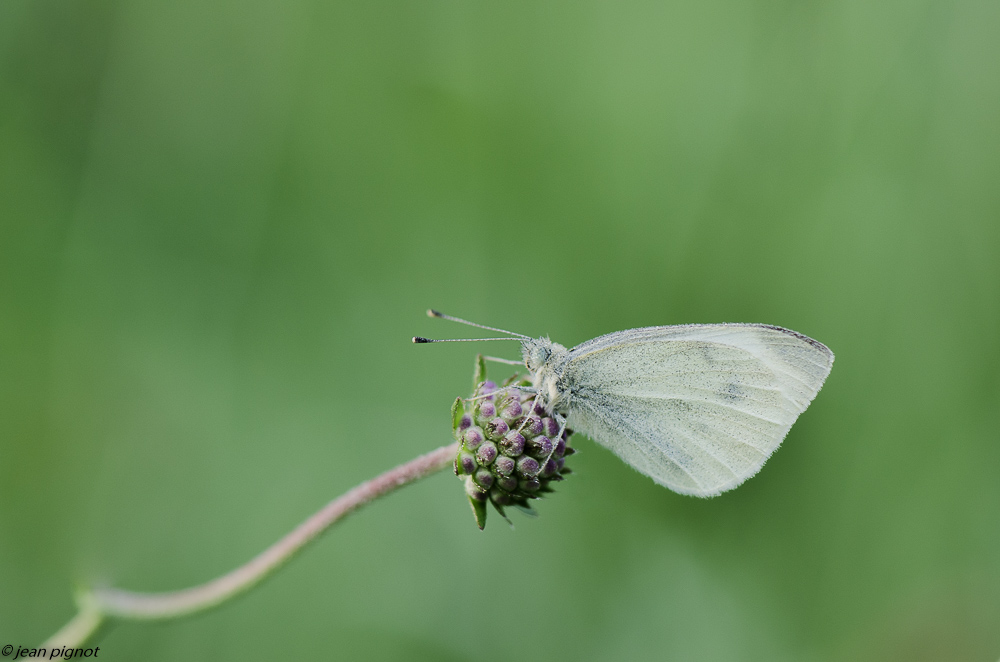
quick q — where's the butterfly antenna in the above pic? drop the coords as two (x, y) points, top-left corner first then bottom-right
(426, 309), (530, 339)
(412, 336), (522, 344)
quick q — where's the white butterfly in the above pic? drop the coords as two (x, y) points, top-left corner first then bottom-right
(415, 311), (834, 497)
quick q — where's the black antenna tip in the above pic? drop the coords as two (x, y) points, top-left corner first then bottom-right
(413, 336), (432, 343)
(427, 309), (443, 318)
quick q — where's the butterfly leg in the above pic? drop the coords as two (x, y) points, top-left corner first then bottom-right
(516, 392), (542, 434)
(554, 412), (568, 439)
(537, 412), (568, 473)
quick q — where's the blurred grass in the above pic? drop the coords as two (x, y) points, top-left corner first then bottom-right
(2, 0), (999, 660)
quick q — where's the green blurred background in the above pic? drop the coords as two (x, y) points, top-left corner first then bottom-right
(2, 1), (998, 660)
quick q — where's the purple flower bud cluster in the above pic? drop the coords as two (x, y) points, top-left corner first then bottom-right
(453, 374), (574, 529)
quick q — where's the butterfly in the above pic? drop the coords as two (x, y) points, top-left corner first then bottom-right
(415, 310), (833, 496)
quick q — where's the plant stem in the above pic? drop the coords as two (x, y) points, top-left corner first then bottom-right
(43, 442), (459, 648)
(41, 593), (104, 650)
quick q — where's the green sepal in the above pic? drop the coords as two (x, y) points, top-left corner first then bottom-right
(469, 496), (488, 530)
(472, 354), (486, 393)
(501, 372), (527, 387)
(512, 502), (538, 518)
(473, 354), (487, 391)
(451, 397), (464, 433)
(493, 502), (514, 527)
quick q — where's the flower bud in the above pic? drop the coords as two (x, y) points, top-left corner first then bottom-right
(554, 437), (566, 458)
(494, 455), (515, 476)
(494, 390), (516, 408)
(519, 477), (541, 492)
(465, 476), (488, 501)
(453, 359), (575, 529)
(457, 452), (477, 475)
(496, 475), (518, 492)
(516, 456), (540, 478)
(463, 426), (485, 450)
(474, 468), (494, 490)
(477, 442), (498, 466)
(500, 431), (525, 457)
(490, 488), (512, 506)
(527, 435), (553, 459)
(477, 400), (497, 422)
(521, 415), (543, 437)
(486, 417), (509, 440)
(500, 400), (523, 422)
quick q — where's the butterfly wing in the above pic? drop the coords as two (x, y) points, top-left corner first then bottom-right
(561, 324), (834, 496)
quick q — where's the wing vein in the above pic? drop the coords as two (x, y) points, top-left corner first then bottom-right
(668, 424), (741, 478)
(597, 383), (786, 405)
(618, 393), (789, 426)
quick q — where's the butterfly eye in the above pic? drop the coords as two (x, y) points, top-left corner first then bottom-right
(527, 346), (549, 370)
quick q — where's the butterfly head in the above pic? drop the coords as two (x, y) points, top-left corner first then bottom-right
(521, 337), (569, 412)
(522, 337), (552, 372)
(522, 337), (569, 374)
